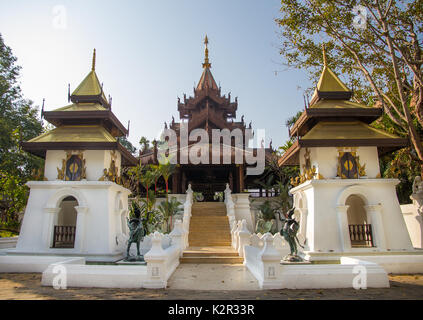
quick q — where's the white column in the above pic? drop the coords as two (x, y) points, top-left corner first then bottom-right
(336, 205), (352, 251)
(365, 204), (386, 250)
(42, 207), (60, 249)
(74, 206), (89, 253)
(298, 208), (308, 241)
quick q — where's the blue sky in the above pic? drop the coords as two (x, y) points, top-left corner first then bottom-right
(0, 0), (313, 149)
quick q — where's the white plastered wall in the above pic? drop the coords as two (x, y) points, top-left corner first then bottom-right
(299, 146), (380, 179)
(291, 179), (414, 258)
(14, 181), (131, 262)
(44, 149), (122, 181)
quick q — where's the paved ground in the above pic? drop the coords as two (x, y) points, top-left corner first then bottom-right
(167, 264), (260, 290)
(0, 273), (423, 300)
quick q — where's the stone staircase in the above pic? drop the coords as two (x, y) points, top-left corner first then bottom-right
(181, 202), (243, 264)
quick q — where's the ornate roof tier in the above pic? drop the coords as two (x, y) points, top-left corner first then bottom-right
(21, 125), (137, 165)
(41, 50), (128, 137)
(279, 47), (407, 167)
(69, 49), (109, 106)
(178, 36), (238, 123)
(23, 50), (137, 166)
(289, 49), (383, 138)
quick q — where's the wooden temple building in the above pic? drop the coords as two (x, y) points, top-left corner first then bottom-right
(141, 37), (274, 199)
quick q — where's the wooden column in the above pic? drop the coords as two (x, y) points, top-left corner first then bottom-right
(229, 170), (233, 191)
(172, 167), (180, 194)
(238, 164), (245, 192)
(181, 170), (187, 193)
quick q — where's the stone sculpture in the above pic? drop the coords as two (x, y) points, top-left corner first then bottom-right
(278, 207), (304, 262)
(125, 205), (147, 262)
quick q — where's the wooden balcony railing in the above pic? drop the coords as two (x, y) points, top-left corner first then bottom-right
(52, 225), (76, 248)
(348, 224), (374, 247)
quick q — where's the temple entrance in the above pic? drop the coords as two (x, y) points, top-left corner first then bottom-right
(52, 196), (78, 248)
(178, 165), (237, 201)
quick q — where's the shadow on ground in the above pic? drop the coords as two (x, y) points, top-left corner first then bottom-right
(0, 273), (422, 300)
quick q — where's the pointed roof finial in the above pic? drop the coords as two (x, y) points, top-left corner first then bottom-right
(92, 48), (96, 71)
(322, 44), (327, 66)
(203, 34), (211, 69)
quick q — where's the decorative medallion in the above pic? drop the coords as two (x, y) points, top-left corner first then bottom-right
(337, 149), (366, 179)
(57, 151), (87, 181)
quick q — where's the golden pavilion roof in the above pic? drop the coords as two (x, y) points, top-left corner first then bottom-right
(302, 121), (399, 141)
(315, 66), (350, 93)
(27, 125), (116, 143)
(71, 70), (107, 101)
(52, 102), (108, 112)
(310, 99), (372, 109)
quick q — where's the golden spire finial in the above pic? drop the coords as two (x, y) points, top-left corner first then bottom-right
(203, 34), (211, 69)
(322, 44), (327, 66)
(92, 48), (96, 71)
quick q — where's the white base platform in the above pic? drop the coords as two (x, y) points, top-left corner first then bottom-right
(42, 263), (148, 289)
(6, 248), (124, 263)
(0, 255), (85, 273)
(277, 258), (389, 289)
(302, 251), (423, 274)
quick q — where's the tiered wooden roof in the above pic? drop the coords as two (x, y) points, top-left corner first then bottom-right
(22, 50), (137, 166)
(141, 36), (274, 166)
(174, 36), (243, 135)
(279, 49), (407, 166)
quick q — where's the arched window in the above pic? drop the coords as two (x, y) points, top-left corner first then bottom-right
(346, 195), (374, 247)
(52, 196), (78, 248)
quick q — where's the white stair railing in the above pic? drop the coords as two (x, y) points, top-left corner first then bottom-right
(224, 183), (236, 229)
(182, 184), (193, 249)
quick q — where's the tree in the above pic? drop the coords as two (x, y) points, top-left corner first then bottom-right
(158, 161), (176, 197)
(157, 197), (183, 233)
(139, 136), (150, 153)
(140, 168), (155, 203)
(0, 33), (44, 230)
(118, 136), (137, 155)
(0, 33), (43, 180)
(276, 0), (423, 173)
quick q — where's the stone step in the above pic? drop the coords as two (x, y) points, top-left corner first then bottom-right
(180, 256), (243, 264)
(189, 232), (231, 236)
(189, 242), (233, 247)
(189, 237), (232, 241)
(189, 226), (229, 229)
(189, 234), (231, 238)
(183, 247), (239, 257)
(191, 212), (227, 216)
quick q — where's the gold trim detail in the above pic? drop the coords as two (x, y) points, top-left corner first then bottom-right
(99, 150), (121, 184)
